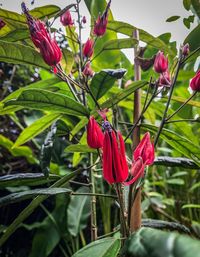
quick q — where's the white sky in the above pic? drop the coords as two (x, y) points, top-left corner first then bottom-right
(1, 0), (196, 61)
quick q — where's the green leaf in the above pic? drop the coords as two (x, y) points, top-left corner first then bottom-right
(184, 24), (200, 51)
(13, 113), (61, 147)
(0, 40), (49, 69)
(189, 182), (200, 192)
(0, 168), (83, 247)
(0, 134), (36, 164)
(99, 38), (138, 52)
(67, 187), (91, 237)
(166, 178), (185, 185)
(29, 5), (61, 19)
(62, 48), (74, 75)
(101, 80), (148, 109)
(123, 227), (200, 257)
(107, 21), (174, 55)
(191, 0), (200, 19)
(182, 204), (200, 209)
(0, 188), (72, 207)
(183, 0), (191, 10)
(166, 16), (181, 22)
(90, 69), (127, 100)
(65, 144), (96, 153)
(73, 238), (121, 257)
(4, 89), (89, 117)
(142, 124), (200, 166)
(0, 173), (59, 188)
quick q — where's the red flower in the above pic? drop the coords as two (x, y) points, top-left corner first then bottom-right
(83, 62), (94, 77)
(87, 116), (104, 149)
(182, 43), (189, 56)
(102, 121), (128, 184)
(0, 19), (6, 29)
(159, 70), (171, 87)
(22, 2), (62, 68)
(83, 38), (94, 58)
(93, 0), (111, 36)
(189, 70), (200, 92)
(60, 10), (74, 26)
(124, 132), (154, 185)
(154, 51), (168, 73)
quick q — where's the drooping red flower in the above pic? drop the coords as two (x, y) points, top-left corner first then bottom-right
(21, 2), (62, 69)
(182, 43), (190, 56)
(83, 62), (94, 77)
(60, 10), (74, 26)
(102, 121), (128, 184)
(93, 0), (111, 36)
(189, 70), (200, 92)
(124, 132), (154, 185)
(154, 51), (168, 74)
(0, 19), (6, 29)
(159, 70), (171, 87)
(83, 38), (94, 58)
(87, 116), (104, 149)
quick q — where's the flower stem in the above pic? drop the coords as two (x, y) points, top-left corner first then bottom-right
(154, 52), (183, 147)
(165, 91), (197, 122)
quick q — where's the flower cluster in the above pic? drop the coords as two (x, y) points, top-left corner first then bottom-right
(87, 115), (154, 185)
(21, 2), (62, 71)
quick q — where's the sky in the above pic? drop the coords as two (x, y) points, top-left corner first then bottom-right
(1, 0), (196, 61)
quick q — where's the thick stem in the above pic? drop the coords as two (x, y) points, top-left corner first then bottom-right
(154, 54), (182, 147)
(129, 29), (142, 233)
(90, 153), (98, 241)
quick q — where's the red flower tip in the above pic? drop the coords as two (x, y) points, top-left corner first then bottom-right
(22, 2), (62, 68)
(97, 108), (109, 120)
(93, 0), (111, 36)
(189, 70), (200, 92)
(83, 38), (94, 58)
(60, 10), (74, 26)
(83, 62), (94, 77)
(154, 51), (168, 74)
(87, 116), (104, 149)
(159, 70), (171, 87)
(102, 125), (128, 184)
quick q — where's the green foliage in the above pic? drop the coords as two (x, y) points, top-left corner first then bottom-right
(73, 238), (121, 257)
(123, 227), (200, 257)
(166, 16), (181, 22)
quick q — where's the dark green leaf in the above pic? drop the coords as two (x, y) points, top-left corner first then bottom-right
(107, 21), (175, 55)
(4, 89), (89, 116)
(67, 187), (91, 236)
(123, 227), (200, 257)
(0, 40), (49, 69)
(0, 188), (72, 207)
(166, 16), (181, 22)
(183, 0), (191, 10)
(73, 238), (121, 257)
(0, 173), (59, 188)
(184, 24), (200, 51)
(191, 0), (200, 19)
(90, 69), (126, 100)
(99, 38), (138, 52)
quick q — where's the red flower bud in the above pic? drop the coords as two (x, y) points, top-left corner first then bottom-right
(189, 70), (200, 92)
(124, 132), (154, 185)
(82, 16), (87, 24)
(0, 19), (6, 29)
(159, 70), (171, 87)
(182, 43), (189, 56)
(102, 122), (128, 184)
(83, 62), (94, 77)
(21, 2), (62, 69)
(83, 38), (94, 58)
(60, 10), (74, 26)
(93, 0), (111, 36)
(154, 51), (168, 73)
(87, 116), (104, 149)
